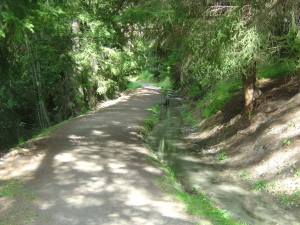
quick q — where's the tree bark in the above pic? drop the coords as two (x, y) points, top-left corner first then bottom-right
(26, 35), (51, 129)
(242, 64), (261, 117)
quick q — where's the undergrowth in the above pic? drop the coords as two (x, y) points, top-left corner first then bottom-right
(279, 189), (300, 206)
(157, 164), (245, 225)
(252, 179), (268, 190)
(136, 69), (153, 82)
(185, 61), (296, 120)
(135, 69), (172, 89)
(197, 81), (241, 118)
(258, 61), (296, 79)
(154, 77), (172, 89)
(0, 180), (22, 197)
(126, 82), (142, 89)
(0, 179), (45, 224)
(141, 104), (160, 136)
(216, 151), (227, 161)
(181, 104), (196, 126)
(31, 116), (74, 140)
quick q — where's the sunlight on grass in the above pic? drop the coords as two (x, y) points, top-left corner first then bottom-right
(127, 82), (142, 89)
(136, 70), (153, 82)
(156, 163), (244, 225)
(197, 81), (241, 118)
(154, 77), (172, 89)
(142, 104), (244, 225)
(258, 61), (296, 79)
(0, 179), (50, 224)
(32, 116), (74, 139)
(0, 180), (22, 197)
(142, 104), (160, 134)
(252, 179), (268, 190)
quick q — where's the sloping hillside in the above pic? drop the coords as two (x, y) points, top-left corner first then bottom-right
(183, 75), (300, 216)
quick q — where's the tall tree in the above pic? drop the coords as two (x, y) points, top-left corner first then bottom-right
(0, 0), (141, 149)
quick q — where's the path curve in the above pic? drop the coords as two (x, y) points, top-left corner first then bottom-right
(0, 85), (198, 225)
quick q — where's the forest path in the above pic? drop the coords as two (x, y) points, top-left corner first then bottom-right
(0, 85), (199, 225)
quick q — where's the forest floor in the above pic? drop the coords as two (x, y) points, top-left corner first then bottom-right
(182, 75), (300, 222)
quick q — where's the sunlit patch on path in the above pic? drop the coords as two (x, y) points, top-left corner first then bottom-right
(0, 85), (200, 225)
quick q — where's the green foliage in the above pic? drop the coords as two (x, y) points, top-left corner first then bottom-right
(277, 16), (300, 67)
(133, 0), (300, 127)
(188, 83), (204, 100)
(184, 11), (263, 92)
(280, 189), (300, 205)
(143, 104), (160, 132)
(0, 179), (47, 224)
(127, 82), (142, 89)
(283, 139), (291, 146)
(216, 151), (227, 161)
(155, 77), (172, 89)
(292, 163), (300, 177)
(158, 49), (181, 80)
(0, 0), (144, 150)
(156, 162), (243, 225)
(137, 70), (152, 81)
(0, 180), (22, 197)
(252, 179), (268, 190)
(198, 81), (241, 118)
(181, 111), (196, 126)
(247, 110), (252, 118)
(239, 171), (249, 179)
(1, 0), (300, 153)
(258, 61), (296, 79)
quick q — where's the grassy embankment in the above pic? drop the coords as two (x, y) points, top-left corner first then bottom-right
(141, 102), (245, 225)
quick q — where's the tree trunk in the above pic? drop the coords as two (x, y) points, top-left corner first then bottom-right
(26, 35), (51, 130)
(31, 56), (51, 129)
(242, 64), (261, 117)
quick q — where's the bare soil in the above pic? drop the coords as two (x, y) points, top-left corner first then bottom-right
(183, 74), (300, 221)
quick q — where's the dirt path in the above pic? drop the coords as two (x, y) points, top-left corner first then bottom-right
(0, 85), (199, 225)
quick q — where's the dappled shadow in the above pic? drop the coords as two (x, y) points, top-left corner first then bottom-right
(188, 76), (300, 173)
(146, 90), (300, 224)
(0, 85), (196, 225)
(196, 75), (298, 150)
(176, 76), (300, 222)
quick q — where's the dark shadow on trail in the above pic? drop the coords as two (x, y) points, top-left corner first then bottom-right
(0, 85), (196, 225)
